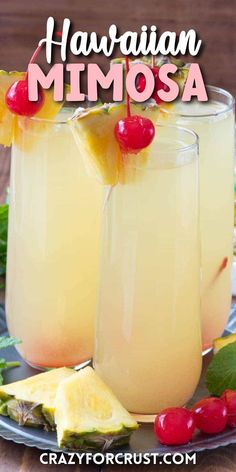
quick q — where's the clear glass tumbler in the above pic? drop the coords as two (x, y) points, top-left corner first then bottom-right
(6, 109), (103, 369)
(94, 125), (202, 418)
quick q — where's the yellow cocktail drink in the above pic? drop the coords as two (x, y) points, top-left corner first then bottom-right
(160, 87), (235, 349)
(95, 126), (202, 416)
(6, 109), (103, 368)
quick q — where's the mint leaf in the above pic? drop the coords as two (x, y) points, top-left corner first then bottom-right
(0, 337), (21, 385)
(0, 336), (21, 350)
(206, 341), (236, 395)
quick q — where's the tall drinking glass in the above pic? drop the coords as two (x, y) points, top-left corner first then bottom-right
(95, 125), (202, 418)
(159, 87), (235, 350)
(6, 109), (103, 369)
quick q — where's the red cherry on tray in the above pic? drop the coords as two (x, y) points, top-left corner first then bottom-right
(221, 390), (236, 428)
(192, 397), (227, 434)
(154, 407), (196, 445)
(114, 115), (155, 154)
(6, 79), (44, 117)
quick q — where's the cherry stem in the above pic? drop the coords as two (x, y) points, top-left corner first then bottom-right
(152, 55), (155, 68)
(125, 56), (131, 118)
(28, 44), (43, 68)
(27, 31), (62, 70)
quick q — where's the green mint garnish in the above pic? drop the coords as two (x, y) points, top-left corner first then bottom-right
(206, 341), (236, 396)
(0, 336), (21, 350)
(0, 337), (21, 385)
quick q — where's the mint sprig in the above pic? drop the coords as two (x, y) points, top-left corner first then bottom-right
(206, 341), (236, 396)
(0, 336), (21, 385)
(0, 336), (21, 349)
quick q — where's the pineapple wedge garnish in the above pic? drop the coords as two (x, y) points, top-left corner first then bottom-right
(0, 70), (68, 148)
(69, 101), (159, 185)
(55, 367), (138, 450)
(0, 367), (74, 429)
(0, 71), (25, 146)
(13, 85), (70, 153)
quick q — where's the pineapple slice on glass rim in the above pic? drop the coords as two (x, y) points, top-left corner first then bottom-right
(0, 70), (68, 149)
(0, 71), (25, 147)
(69, 100), (159, 185)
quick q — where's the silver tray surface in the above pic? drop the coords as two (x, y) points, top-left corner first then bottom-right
(0, 304), (236, 455)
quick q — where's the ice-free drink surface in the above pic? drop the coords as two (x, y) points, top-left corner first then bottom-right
(95, 126), (202, 416)
(160, 88), (235, 349)
(6, 109), (103, 368)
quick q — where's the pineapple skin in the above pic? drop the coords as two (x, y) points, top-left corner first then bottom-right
(0, 396), (53, 429)
(59, 428), (135, 451)
(0, 367), (74, 430)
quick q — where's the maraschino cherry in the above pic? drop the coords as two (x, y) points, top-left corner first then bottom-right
(137, 56), (169, 105)
(114, 56), (155, 154)
(115, 114), (155, 154)
(5, 42), (45, 117)
(221, 390), (236, 427)
(192, 397), (227, 434)
(154, 407), (196, 446)
(6, 33), (61, 117)
(6, 80), (44, 117)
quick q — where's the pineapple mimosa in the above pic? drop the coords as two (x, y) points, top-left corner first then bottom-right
(6, 109), (103, 368)
(160, 87), (235, 349)
(95, 125), (202, 416)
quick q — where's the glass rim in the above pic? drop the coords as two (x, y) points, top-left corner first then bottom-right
(125, 121), (199, 173)
(150, 123), (199, 154)
(27, 115), (199, 154)
(159, 85), (235, 118)
(27, 106), (77, 125)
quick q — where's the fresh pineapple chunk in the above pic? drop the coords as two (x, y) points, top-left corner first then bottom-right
(213, 333), (236, 354)
(35, 87), (69, 120)
(13, 86), (70, 153)
(0, 367), (74, 429)
(55, 366), (138, 450)
(0, 70), (68, 148)
(69, 101), (159, 185)
(0, 71), (25, 146)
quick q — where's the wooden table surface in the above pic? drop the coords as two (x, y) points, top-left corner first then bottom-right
(0, 0), (236, 469)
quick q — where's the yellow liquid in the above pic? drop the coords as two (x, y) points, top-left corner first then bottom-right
(6, 112), (102, 368)
(160, 100), (234, 349)
(95, 144), (202, 414)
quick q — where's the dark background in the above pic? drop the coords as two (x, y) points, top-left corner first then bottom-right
(0, 0), (236, 96)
